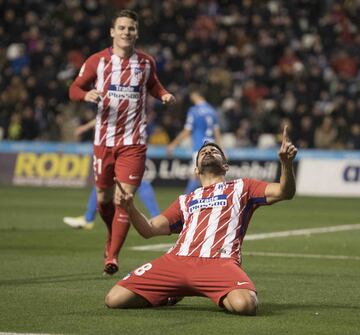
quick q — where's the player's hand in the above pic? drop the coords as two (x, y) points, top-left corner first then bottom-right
(84, 90), (103, 103)
(278, 125), (297, 163)
(161, 93), (176, 105)
(114, 179), (134, 210)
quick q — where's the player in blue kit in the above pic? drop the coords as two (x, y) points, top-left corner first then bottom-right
(167, 89), (222, 194)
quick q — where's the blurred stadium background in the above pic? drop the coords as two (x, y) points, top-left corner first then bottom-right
(0, 1), (359, 334)
(1, 0), (359, 148)
(1, 0), (359, 196)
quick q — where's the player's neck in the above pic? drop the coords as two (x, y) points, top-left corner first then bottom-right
(199, 174), (225, 188)
(112, 45), (134, 58)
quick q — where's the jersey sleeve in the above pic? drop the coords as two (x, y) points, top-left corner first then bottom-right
(161, 198), (184, 234)
(69, 55), (98, 101)
(146, 55), (169, 100)
(244, 178), (269, 206)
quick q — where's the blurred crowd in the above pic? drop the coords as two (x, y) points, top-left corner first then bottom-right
(0, 0), (359, 149)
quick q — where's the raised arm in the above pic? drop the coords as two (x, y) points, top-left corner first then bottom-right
(265, 125), (297, 204)
(114, 181), (171, 238)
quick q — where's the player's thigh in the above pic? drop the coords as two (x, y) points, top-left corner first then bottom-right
(114, 145), (146, 186)
(93, 145), (115, 189)
(105, 285), (149, 309)
(117, 254), (185, 306)
(189, 259), (256, 306)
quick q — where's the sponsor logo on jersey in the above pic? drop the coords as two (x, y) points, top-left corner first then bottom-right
(134, 67), (142, 75)
(189, 194), (227, 213)
(108, 84), (140, 92)
(108, 84), (140, 100)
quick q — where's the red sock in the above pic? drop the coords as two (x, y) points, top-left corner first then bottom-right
(98, 201), (115, 259)
(97, 201), (115, 232)
(107, 206), (130, 263)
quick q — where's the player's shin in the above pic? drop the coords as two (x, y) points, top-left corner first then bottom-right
(106, 207), (130, 268)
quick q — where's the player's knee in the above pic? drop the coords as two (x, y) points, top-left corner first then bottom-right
(225, 290), (258, 316)
(96, 188), (114, 204)
(105, 291), (126, 309)
(105, 292), (117, 308)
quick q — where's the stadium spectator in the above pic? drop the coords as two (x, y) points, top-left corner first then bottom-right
(314, 115), (338, 149)
(68, 9), (175, 275)
(0, 1), (359, 150)
(105, 126), (297, 314)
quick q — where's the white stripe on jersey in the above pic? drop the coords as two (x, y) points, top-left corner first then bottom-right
(219, 180), (244, 258)
(94, 112), (102, 145)
(94, 57), (106, 145)
(106, 55), (122, 146)
(177, 188), (204, 256)
(198, 186), (225, 257)
(123, 54), (139, 145)
(95, 57), (105, 91)
(187, 183), (235, 257)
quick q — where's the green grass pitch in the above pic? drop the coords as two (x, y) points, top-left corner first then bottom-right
(0, 185), (359, 335)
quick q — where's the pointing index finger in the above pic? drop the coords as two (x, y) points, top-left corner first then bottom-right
(282, 124), (289, 143)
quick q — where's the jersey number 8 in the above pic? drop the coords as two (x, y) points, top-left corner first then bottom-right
(134, 263), (152, 276)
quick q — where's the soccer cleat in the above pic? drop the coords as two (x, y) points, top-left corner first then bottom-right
(63, 216), (94, 229)
(103, 259), (118, 276)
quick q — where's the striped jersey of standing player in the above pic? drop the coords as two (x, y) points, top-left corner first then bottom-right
(106, 126), (297, 315)
(69, 9), (175, 276)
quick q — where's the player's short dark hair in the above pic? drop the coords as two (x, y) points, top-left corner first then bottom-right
(196, 142), (227, 167)
(112, 9), (139, 27)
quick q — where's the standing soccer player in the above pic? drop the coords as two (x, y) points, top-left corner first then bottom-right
(69, 10), (175, 275)
(106, 126), (297, 315)
(167, 89), (222, 194)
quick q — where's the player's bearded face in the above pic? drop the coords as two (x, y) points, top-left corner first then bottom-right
(198, 148), (227, 175)
(111, 17), (138, 49)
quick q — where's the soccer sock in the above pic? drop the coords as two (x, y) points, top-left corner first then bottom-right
(107, 206), (130, 263)
(97, 201), (115, 230)
(84, 187), (97, 222)
(137, 180), (160, 217)
(97, 201), (115, 260)
(185, 178), (199, 194)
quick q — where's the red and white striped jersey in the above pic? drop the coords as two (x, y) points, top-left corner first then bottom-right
(69, 47), (168, 147)
(163, 178), (269, 263)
